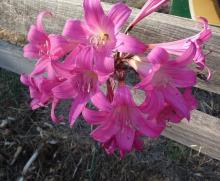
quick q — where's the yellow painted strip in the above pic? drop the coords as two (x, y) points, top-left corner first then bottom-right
(189, 0), (220, 26)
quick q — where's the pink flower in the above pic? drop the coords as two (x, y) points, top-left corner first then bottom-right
(52, 47), (107, 127)
(20, 74), (63, 123)
(24, 11), (77, 79)
(24, 11), (75, 60)
(149, 17), (212, 79)
(62, 0), (147, 73)
(137, 43), (197, 120)
(127, 0), (168, 31)
(157, 88), (197, 124)
(83, 84), (164, 157)
(102, 132), (144, 157)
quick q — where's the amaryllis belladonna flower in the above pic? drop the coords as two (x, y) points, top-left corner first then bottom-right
(21, 0), (212, 157)
(20, 74), (63, 123)
(52, 46), (108, 127)
(126, 0), (168, 32)
(24, 11), (77, 79)
(149, 17), (212, 79)
(62, 0), (147, 74)
(137, 43), (197, 120)
(83, 84), (165, 157)
(157, 88), (197, 124)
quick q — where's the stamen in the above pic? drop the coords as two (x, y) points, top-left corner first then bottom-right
(90, 32), (109, 47)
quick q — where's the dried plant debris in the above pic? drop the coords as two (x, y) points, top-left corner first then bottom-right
(0, 28), (26, 46)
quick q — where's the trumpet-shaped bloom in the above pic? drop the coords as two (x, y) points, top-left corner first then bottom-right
(24, 11), (77, 79)
(149, 17), (212, 79)
(52, 47), (105, 127)
(127, 0), (168, 30)
(62, 0), (147, 73)
(20, 74), (62, 123)
(24, 11), (75, 60)
(157, 88), (197, 124)
(137, 43), (197, 120)
(83, 85), (165, 156)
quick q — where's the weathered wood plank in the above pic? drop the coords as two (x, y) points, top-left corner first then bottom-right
(0, 39), (220, 161)
(0, 0), (219, 94)
(0, 40), (34, 74)
(162, 110), (220, 161)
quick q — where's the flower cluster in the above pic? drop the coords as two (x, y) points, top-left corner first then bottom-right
(21, 0), (212, 157)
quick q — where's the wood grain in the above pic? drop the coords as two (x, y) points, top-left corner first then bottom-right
(162, 110), (220, 161)
(0, 0), (219, 94)
(0, 40), (34, 74)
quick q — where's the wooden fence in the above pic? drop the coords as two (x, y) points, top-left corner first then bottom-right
(0, 0), (220, 160)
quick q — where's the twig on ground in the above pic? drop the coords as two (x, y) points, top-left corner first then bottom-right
(10, 146), (23, 165)
(72, 158), (83, 179)
(22, 143), (44, 176)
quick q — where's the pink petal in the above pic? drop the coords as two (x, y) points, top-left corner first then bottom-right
(113, 85), (133, 106)
(116, 33), (148, 54)
(52, 79), (77, 99)
(135, 66), (158, 91)
(166, 67), (197, 88)
(50, 60), (73, 78)
(20, 74), (29, 86)
(31, 58), (49, 76)
(162, 86), (190, 120)
(83, 0), (105, 28)
(36, 11), (52, 32)
(47, 62), (56, 80)
(115, 125), (135, 151)
(75, 46), (94, 70)
(127, 56), (152, 77)
(169, 42), (196, 66)
(128, 0), (168, 29)
(62, 20), (90, 43)
(23, 44), (40, 59)
(51, 99), (64, 124)
(183, 88), (197, 110)
(147, 47), (169, 64)
(91, 91), (112, 111)
(63, 45), (83, 66)
(48, 34), (77, 58)
(133, 133), (144, 151)
(140, 90), (165, 118)
(94, 56), (114, 76)
(108, 2), (131, 31)
(69, 96), (88, 127)
(131, 110), (164, 138)
(102, 138), (117, 155)
(190, 17), (212, 43)
(82, 108), (107, 125)
(27, 25), (48, 44)
(91, 120), (120, 143)
(30, 99), (41, 110)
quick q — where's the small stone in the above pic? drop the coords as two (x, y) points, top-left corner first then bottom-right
(0, 119), (9, 128)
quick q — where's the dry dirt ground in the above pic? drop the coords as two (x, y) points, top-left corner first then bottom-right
(0, 1), (220, 181)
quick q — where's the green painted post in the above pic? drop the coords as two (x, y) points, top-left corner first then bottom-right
(170, 0), (191, 18)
